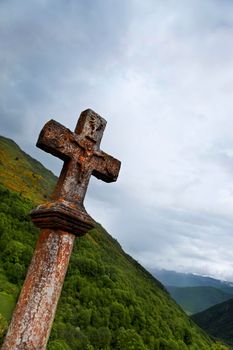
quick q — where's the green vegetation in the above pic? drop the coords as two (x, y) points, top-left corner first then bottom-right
(0, 136), (230, 349)
(192, 298), (233, 347)
(0, 184), (229, 349)
(0, 291), (16, 321)
(168, 286), (233, 315)
(0, 135), (57, 203)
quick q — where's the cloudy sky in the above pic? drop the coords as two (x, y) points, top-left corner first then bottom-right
(2, 0), (233, 280)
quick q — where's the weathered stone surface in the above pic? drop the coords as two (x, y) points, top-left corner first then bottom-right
(2, 229), (75, 350)
(30, 109), (121, 235)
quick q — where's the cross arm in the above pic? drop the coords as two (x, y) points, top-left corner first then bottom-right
(36, 120), (74, 161)
(92, 151), (121, 183)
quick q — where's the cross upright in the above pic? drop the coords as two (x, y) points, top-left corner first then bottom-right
(2, 109), (121, 350)
(38, 109), (120, 205)
(31, 109), (121, 235)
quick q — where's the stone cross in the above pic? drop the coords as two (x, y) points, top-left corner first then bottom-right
(2, 109), (121, 350)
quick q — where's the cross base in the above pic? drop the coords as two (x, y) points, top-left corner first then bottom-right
(30, 201), (95, 236)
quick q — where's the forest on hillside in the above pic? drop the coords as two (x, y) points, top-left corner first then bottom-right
(0, 183), (229, 349)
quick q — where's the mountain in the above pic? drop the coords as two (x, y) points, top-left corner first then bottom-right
(0, 136), (229, 350)
(151, 268), (233, 291)
(151, 269), (233, 316)
(192, 298), (233, 347)
(167, 286), (233, 315)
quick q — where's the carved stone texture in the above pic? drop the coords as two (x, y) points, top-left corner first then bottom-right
(30, 109), (121, 236)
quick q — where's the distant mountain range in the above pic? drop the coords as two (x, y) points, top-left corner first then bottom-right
(150, 269), (233, 314)
(151, 268), (233, 290)
(167, 286), (233, 315)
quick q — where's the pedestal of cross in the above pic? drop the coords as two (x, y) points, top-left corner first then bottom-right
(2, 109), (121, 350)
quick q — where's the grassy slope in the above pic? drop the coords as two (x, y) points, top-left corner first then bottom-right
(0, 136), (229, 349)
(0, 135), (57, 203)
(168, 286), (233, 314)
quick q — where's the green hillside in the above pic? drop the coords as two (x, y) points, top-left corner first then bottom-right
(0, 135), (57, 203)
(192, 298), (233, 347)
(0, 137), (229, 349)
(168, 286), (233, 315)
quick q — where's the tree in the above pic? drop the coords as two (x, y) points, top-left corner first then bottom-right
(116, 328), (147, 350)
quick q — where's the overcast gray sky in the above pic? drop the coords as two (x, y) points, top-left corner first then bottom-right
(2, 0), (233, 280)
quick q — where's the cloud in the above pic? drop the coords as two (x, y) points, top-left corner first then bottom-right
(2, 0), (233, 280)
